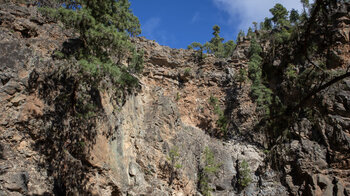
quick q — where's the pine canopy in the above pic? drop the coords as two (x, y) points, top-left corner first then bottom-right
(41, 0), (141, 58)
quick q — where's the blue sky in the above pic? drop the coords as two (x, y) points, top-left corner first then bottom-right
(130, 0), (303, 49)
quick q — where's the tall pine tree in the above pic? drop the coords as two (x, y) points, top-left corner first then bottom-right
(207, 25), (225, 57)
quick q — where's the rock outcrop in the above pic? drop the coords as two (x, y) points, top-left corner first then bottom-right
(0, 2), (349, 196)
(0, 3), (284, 195)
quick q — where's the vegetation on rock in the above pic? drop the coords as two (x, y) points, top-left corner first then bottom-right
(39, 0), (143, 89)
(188, 25), (236, 59)
(198, 147), (221, 196)
(238, 160), (252, 189)
(247, 38), (273, 116)
(209, 96), (228, 138)
(167, 146), (182, 185)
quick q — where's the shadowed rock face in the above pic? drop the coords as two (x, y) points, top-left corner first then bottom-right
(0, 2), (349, 196)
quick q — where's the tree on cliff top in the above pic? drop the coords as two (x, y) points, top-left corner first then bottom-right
(207, 25), (225, 56)
(269, 3), (289, 28)
(40, 0), (141, 60)
(189, 25), (235, 59)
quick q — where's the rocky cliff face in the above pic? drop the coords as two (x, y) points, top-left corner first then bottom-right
(0, 2), (349, 196)
(270, 3), (350, 195)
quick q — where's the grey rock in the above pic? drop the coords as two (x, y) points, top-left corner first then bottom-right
(3, 172), (28, 193)
(232, 50), (245, 60)
(317, 174), (333, 196)
(2, 81), (21, 95)
(129, 162), (139, 177)
(344, 79), (350, 90)
(273, 60), (281, 67)
(226, 67), (235, 79)
(334, 102), (347, 112)
(0, 190), (7, 196)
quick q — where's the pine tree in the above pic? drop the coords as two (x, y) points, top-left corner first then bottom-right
(289, 9), (300, 25)
(248, 38), (273, 115)
(262, 17), (272, 30)
(39, 0), (143, 88)
(41, 0), (141, 60)
(189, 26), (235, 59)
(252, 22), (258, 31)
(237, 30), (245, 42)
(301, 0), (310, 13)
(269, 3), (289, 28)
(188, 42), (207, 62)
(247, 27), (254, 37)
(223, 40), (236, 58)
(207, 25), (225, 57)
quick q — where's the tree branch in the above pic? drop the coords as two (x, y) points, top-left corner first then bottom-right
(305, 55), (326, 73)
(288, 71), (350, 114)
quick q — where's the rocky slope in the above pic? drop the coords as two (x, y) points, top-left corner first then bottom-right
(0, 2), (349, 196)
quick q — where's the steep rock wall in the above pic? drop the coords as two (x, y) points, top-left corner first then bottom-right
(0, 3), (284, 196)
(0, 2), (349, 196)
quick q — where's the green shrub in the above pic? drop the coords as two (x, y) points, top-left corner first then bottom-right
(198, 147), (221, 196)
(238, 160), (252, 188)
(168, 146), (182, 169)
(209, 95), (219, 106)
(208, 96), (228, 135)
(217, 114), (228, 134)
(78, 141), (86, 149)
(53, 50), (65, 59)
(188, 42), (207, 62)
(184, 67), (191, 76)
(237, 68), (247, 83)
(167, 146), (182, 185)
(285, 63), (297, 79)
(175, 92), (181, 101)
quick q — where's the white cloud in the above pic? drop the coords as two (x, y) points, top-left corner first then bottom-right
(143, 17), (161, 38)
(191, 12), (200, 23)
(212, 0), (303, 31)
(142, 17), (176, 46)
